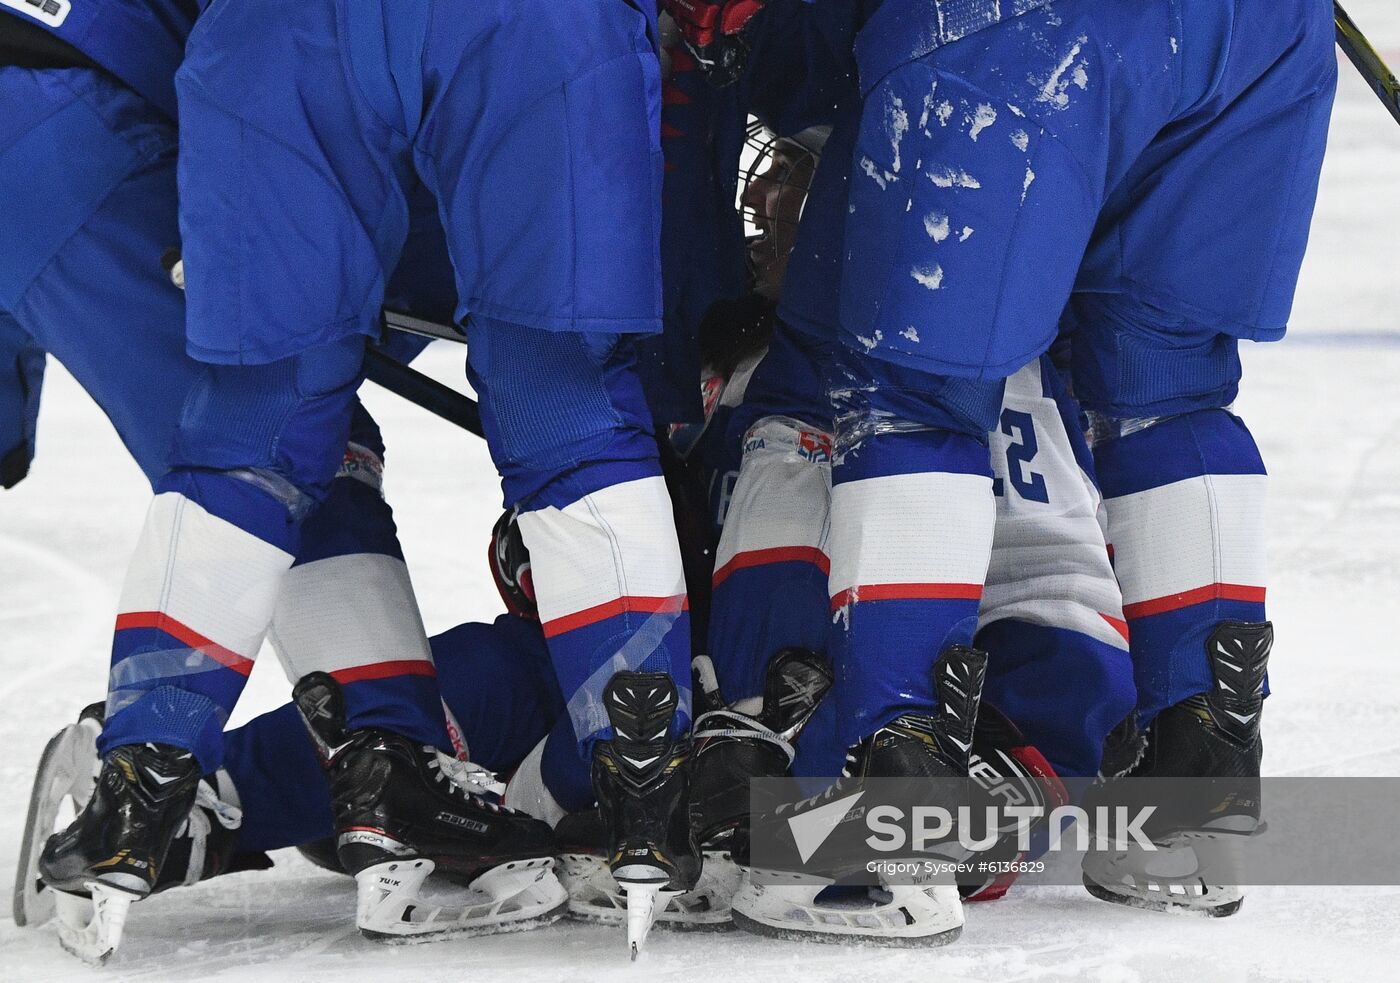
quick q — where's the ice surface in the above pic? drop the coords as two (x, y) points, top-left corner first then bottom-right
(4, 4), (1400, 978)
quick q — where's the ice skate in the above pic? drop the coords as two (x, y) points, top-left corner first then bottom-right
(731, 645), (988, 946)
(682, 648), (833, 923)
(555, 807), (736, 931)
(36, 729), (203, 964)
(20, 704), (269, 963)
(591, 671), (701, 958)
(1083, 621), (1271, 917)
(293, 673), (566, 941)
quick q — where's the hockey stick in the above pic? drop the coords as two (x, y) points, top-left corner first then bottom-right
(382, 307), (467, 344)
(159, 250), (484, 436)
(366, 306), (485, 437)
(1336, 2), (1400, 126)
(364, 345), (484, 438)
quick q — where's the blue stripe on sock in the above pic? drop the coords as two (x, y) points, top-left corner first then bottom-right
(1094, 409), (1265, 499)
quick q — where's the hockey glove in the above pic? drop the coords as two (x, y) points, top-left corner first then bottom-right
(662, 0), (769, 86)
(962, 703), (1068, 902)
(489, 507), (538, 621)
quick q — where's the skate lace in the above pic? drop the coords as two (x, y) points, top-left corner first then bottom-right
(426, 748), (511, 809)
(778, 762), (858, 816)
(177, 780), (243, 887)
(693, 709), (795, 765)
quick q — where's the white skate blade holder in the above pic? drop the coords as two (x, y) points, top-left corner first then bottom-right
(557, 850), (739, 932)
(732, 869), (965, 946)
(354, 856), (567, 941)
(612, 863), (680, 960)
(1082, 826), (1251, 917)
(13, 716), (101, 929)
(53, 882), (138, 966)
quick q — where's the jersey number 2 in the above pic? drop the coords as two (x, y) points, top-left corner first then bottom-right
(991, 409), (1048, 503)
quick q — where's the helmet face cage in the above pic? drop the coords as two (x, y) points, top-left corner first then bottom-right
(738, 119), (821, 239)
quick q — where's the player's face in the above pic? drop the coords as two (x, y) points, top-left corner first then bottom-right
(743, 145), (817, 297)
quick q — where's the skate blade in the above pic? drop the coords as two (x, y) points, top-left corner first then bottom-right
(356, 856), (567, 942)
(53, 882), (137, 965)
(731, 871), (964, 946)
(13, 718), (101, 928)
(1082, 874), (1244, 917)
(1081, 829), (1247, 917)
(557, 851), (737, 932)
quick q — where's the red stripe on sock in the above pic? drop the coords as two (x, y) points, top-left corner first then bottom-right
(829, 583), (983, 610)
(541, 594), (689, 638)
(329, 661), (438, 685)
(114, 611), (255, 676)
(712, 546), (830, 588)
(1100, 613), (1130, 643)
(1122, 584), (1266, 620)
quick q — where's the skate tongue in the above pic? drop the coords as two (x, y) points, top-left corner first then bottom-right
(760, 648), (833, 739)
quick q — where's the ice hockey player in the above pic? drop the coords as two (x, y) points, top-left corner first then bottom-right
(14, 613), (582, 952)
(48, 0), (691, 962)
(670, 0), (1336, 937)
(683, 134), (1124, 934)
(655, 0), (1130, 938)
(1, 1), (574, 961)
(0, 0), (688, 968)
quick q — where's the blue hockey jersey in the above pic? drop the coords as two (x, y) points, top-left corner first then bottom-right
(1, 0), (198, 118)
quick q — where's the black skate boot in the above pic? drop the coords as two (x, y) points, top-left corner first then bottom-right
(20, 704), (273, 963)
(553, 806), (617, 923)
(690, 648), (834, 849)
(558, 650), (833, 934)
(294, 836), (345, 874)
(153, 770), (273, 893)
(293, 672), (566, 941)
(684, 649), (834, 924)
(36, 733), (201, 964)
(731, 644), (988, 946)
(555, 804), (733, 931)
(1083, 621), (1271, 917)
(592, 670), (701, 958)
